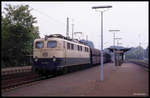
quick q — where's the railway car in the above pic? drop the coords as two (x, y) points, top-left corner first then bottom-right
(81, 39), (111, 65)
(90, 48), (111, 65)
(103, 52), (112, 63)
(90, 48), (100, 65)
(32, 34), (90, 75)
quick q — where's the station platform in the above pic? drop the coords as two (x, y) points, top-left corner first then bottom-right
(2, 66), (32, 75)
(2, 63), (149, 96)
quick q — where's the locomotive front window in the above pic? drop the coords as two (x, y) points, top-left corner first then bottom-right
(35, 41), (44, 48)
(47, 41), (57, 48)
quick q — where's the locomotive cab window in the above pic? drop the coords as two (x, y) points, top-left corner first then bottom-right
(47, 41), (57, 48)
(78, 45), (80, 51)
(35, 41), (44, 48)
(71, 44), (74, 50)
(67, 43), (70, 49)
(80, 46), (82, 51)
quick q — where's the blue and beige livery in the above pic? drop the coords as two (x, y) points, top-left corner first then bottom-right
(33, 34), (90, 75)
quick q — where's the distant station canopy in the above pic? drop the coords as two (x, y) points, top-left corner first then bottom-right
(108, 47), (131, 53)
(107, 47), (131, 66)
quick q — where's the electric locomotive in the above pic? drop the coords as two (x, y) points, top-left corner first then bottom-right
(32, 34), (90, 75)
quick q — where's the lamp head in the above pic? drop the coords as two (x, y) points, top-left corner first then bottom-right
(92, 6), (112, 9)
(92, 6), (112, 12)
(109, 30), (120, 32)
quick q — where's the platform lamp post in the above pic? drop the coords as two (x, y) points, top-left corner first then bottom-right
(92, 6), (112, 81)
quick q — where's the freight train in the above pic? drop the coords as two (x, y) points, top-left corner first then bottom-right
(32, 34), (111, 75)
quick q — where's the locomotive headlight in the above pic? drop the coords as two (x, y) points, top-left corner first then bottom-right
(53, 56), (56, 62)
(35, 56), (38, 62)
(35, 58), (38, 62)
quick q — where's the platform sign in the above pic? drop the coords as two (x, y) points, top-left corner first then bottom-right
(114, 50), (124, 53)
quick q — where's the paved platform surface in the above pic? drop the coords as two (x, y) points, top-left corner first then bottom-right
(2, 63), (149, 96)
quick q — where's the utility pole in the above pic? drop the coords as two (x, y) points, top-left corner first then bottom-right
(139, 42), (141, 59)
(115, 38), (122, 46)
(138, 33), (143, 60)
(86, 35), (88, 41)
(66, 17), (69, 38)
(114, 32), (115, 48)
(72, 23), (74, 39)
(109, 30), (120, 67)
(74, 32), (82, 40)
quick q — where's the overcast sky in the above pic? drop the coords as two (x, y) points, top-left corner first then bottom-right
(2, 1), (148, 49)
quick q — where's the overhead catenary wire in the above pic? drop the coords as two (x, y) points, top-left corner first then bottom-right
(13, 3), (66, 26)
(31, 7), (67, 37)
(32, 8), (66, 25)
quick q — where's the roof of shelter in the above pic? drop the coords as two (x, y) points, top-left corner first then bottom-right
(107, 47), (131, 53)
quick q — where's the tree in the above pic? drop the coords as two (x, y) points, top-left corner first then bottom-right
(2, 4), (40, 67)
(125, 46), (145, 60)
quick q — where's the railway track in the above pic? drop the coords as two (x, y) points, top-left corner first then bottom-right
(1, 66), (75, 91)
(1, 69), (73, 92)
(2, 72), (40, 90)
(1, 66), (87, 91)
(128, 60), (149, 70)
(1, 63), (109, 92)
(1, 66), (41, 91)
